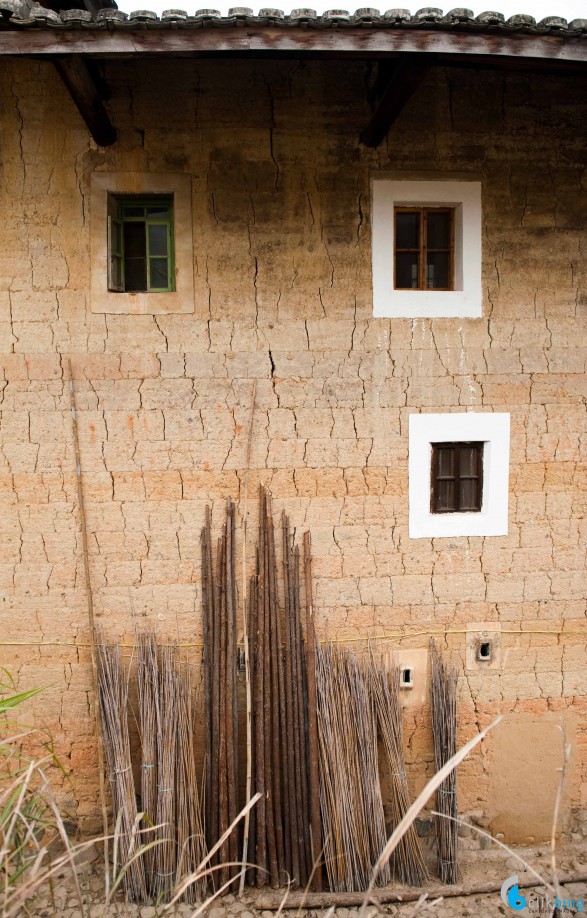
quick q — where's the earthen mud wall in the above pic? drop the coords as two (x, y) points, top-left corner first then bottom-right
(0, 58), (585, 840)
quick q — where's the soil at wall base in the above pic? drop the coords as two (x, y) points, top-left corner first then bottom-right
(30, 840), (587, 918)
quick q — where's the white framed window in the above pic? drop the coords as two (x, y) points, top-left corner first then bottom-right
(409, 413), (510, 539)
(371, 177), (482, 319)
(90, 172), (194, 314)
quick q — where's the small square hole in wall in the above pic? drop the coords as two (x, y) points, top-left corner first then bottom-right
(400, 665), (414, 689)
(477, 640), (492, 662)
(383, 649), (427, 707)
(409, 413), (510, 539)
(465, 624), (501, 671)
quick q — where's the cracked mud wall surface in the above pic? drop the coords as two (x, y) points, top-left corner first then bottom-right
(0, 58), (585, 839)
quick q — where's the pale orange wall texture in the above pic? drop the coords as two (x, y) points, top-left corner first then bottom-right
(0, 58), (585, 839)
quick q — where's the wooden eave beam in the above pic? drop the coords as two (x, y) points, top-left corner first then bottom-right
(361, 58), (428, 147)
(53, 54), (116, 146)
(0, 28), (586, 67)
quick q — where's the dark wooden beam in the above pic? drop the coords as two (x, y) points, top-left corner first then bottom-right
(53, 54), (116, 146)
(0, 28), (586, 68)
(361, 58), (428, 147)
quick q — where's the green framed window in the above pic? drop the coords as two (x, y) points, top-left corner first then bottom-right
(107, 195), (175, 293)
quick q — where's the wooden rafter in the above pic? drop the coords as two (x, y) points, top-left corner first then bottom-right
(53, 54), (116, 146)
(0, 29), (584, 68)
(360, 58), (428, 147)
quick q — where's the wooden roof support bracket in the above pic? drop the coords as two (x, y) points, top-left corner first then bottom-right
(360, 57), (429, 148)
(53, 54), (116, 147)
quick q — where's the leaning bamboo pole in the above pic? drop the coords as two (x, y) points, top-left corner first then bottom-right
(292, 544), (311, 884)
(282, 512), (300, 886)
(217, 525), (229, 887)
(201, 500), (241, 892)
(246, 570), (258, 887)
(303, 531), (322, 891)
(262, 493), (279, 888)
(274, 515), (291, 883)
(225, 500), (239, 879)
(65, 358), (110, 895)
(267, 507), (286, 884)
(255, 492), (267, 885)
(239, 379), (257, 895)
(201, 509), (214, 856)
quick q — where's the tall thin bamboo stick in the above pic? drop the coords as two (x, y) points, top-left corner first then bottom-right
(225, 500), (238, 870)
(201, 518), (212, 870)
(255, 490), (267, 885)
(263, 497), (279, 888)
(274, 514), (291, 883)
(267, 508), (286, 884)
(218, 528), (229, 887)
(293, 545), (311, 885)
(288, 536), (304, 884)
(282, 512), (300, 886)
(65, 359), (110, 894)
(303, 531), (322, 891)
(239, 379), (257, 896)
(247, 570), (258, 887)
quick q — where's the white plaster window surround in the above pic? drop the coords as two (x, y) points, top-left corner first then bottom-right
(371, 176), (482, 319)
(409, 412), (510, 538)
(90, 172), (194, 314)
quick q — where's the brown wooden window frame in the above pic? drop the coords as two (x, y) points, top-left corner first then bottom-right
(431, 441), (484, 514)
(394, 206), (455, 292)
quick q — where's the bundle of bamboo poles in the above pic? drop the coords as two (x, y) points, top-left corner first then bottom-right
(175, 661), (207, 903)
(368, 651), (428, 886)
(136, 631), (158, 893)
(430, 638), (459, 885)
(97, 633), (207, 904)
(96, 635), (147, 903)
(316, 644), (390, 893)
(201, 499), (239, 889)
(246, 489), (318, 889)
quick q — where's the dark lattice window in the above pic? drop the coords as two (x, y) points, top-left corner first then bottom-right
(431, 442), (483, 513)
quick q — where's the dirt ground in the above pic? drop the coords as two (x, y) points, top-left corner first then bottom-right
(30, 838), (587, 918)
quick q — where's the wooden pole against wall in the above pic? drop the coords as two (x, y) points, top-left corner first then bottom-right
(303, 531), (322, 892)
(240, 379), (257, 895)
(64, 357), (111, 894)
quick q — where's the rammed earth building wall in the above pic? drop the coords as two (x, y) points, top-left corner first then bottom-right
(0, 57), (585, 840)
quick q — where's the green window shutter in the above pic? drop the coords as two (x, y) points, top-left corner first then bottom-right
(145, 213), (175, 292)
(108, 215), (124, 292)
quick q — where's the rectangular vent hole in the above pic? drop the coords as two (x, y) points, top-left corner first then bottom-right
(477, 641), (492, 662)
(400, 666), (414, 689)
